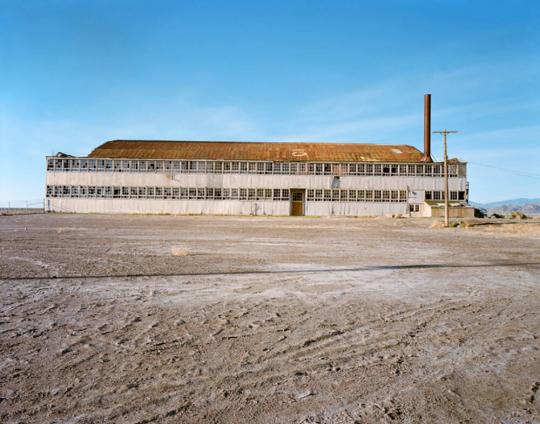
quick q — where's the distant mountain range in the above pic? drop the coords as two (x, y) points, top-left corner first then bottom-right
(470, 198), (540, 215)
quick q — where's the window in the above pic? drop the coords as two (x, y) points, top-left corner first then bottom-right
(450, 191), (458, 200)
(398, 164), (407, 175)
(48, 184), (391, 203)
(292, 191), (303, 201)
(399, 191), (407, 202)
(320, 163), (329, 175)
(289, 163), (297, 175)
(425, 191), (432, 200)
(365, 164), (373, 175)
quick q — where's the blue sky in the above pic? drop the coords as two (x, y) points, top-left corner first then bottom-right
(1, 0), (538, 203)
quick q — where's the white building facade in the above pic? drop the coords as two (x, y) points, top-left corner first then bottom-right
(45, 140), (471, 217)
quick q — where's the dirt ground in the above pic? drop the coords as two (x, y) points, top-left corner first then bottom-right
(1, 214), (539, 424)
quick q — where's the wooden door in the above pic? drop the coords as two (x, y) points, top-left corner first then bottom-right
(290, 189), (305, 216)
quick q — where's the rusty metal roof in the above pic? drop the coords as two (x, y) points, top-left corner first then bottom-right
(88, 140), (425, 162)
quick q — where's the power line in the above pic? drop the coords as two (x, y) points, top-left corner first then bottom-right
(468, 161), (540, 179)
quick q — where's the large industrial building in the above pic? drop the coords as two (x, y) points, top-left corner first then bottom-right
(45, 95), (473, 217)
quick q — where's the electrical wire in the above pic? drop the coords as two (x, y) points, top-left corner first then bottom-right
(468, 161), (540, 179)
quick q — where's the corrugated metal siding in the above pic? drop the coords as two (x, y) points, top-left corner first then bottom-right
(88, 140), (425, 163)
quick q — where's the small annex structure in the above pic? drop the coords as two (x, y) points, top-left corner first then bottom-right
(45, 95), (474, 217)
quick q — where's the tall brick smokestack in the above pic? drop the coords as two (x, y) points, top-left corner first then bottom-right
(423, 94), (432, 162)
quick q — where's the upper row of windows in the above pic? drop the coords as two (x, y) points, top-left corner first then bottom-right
(47, 158), (465, 177)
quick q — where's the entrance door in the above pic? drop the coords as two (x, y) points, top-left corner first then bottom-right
(290, 189), (305, 216)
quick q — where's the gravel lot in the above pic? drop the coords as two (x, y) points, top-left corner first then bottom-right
(1, 214), (539, 423)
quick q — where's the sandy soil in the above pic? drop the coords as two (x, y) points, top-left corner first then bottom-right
(1, 214), (539, 423)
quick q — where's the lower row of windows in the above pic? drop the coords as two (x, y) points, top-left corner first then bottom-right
(46, 185), (414, 202)
(425, 190), (466, 201)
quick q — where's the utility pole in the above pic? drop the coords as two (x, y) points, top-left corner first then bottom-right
(432, 129), (458, 227)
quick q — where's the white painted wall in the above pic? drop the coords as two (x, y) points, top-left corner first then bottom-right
(45, 171), (468, 216)
(305, 202), (407, 216)
(47, 198), (291, 215)
(46, 198), (409, 216)
(46, 171), (467, 191)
